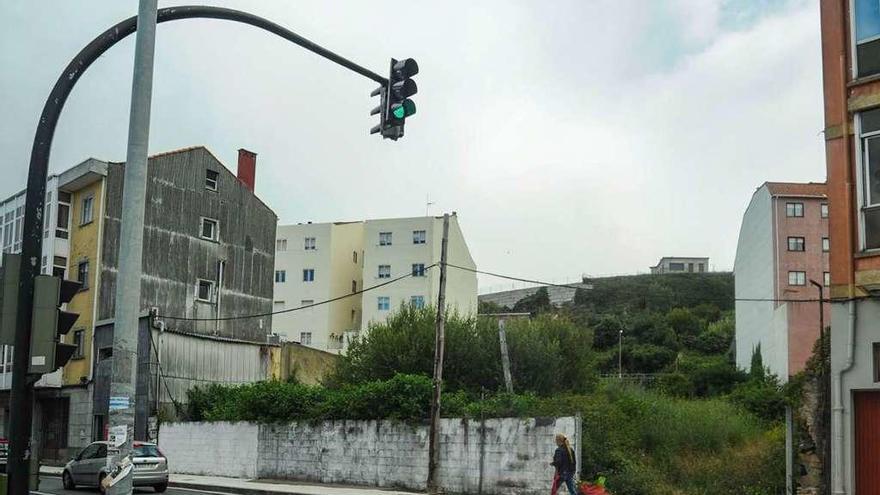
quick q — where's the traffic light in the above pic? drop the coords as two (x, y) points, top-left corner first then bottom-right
(28, 275), (81, 374)
(0, 253), (21, 347)
(370, 58), (418, 141)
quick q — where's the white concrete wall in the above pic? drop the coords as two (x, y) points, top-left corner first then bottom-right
(734, 186), (782, 374)
(160, 416), (578, 495)
(159, 421), (260, 478)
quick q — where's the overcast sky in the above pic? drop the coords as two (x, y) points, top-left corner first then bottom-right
(0, 0), (825, 291)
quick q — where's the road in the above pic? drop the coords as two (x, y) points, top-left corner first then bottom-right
(33, 477), (217, 495)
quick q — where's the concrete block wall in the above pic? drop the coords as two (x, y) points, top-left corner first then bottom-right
(161, 416), (579, 495)
(159, 422), (259, 478)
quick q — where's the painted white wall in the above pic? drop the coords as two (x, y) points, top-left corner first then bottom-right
(734, 186), (783, 375)
(159, 421), (259, 478)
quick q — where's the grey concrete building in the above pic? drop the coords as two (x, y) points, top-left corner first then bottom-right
(650, 256), (710, 274)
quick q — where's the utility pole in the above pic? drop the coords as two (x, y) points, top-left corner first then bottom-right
(106, 1), (157, 494)
(498, 319), (513, 393)
(427, 213), (449, 494)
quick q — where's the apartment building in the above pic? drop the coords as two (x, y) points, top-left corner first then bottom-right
(1, 146), (277, 462)
(821, 2), (880, 492)
(272, 214), (478, 351)
(273, 222), (364, 350)
(734, 182), (830, 380)
(649, 256), (709, 274)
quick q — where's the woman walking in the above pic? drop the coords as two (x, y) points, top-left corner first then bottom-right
(551, 433), (577, 495)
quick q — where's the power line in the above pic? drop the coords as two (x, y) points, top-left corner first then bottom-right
(445, 263), (590, 290)
(157, 263), (437, 322)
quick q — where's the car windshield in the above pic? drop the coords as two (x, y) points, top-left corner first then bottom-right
(132, 444), (162, 458)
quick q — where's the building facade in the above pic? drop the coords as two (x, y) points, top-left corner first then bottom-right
(734, 182), (830, 380)
(649, 256), (709, 274)
(272, 214), (478, 351)
(821, 1), (880, 492)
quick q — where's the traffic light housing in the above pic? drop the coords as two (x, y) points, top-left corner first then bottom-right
(370, 57), (418, 140)
(28, 275), (81, 374)
(0, 253), (21, 347)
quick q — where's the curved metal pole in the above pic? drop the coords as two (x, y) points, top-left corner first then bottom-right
(8, 8), (387, 495)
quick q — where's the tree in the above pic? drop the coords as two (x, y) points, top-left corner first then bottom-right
(513, 287), (553, 314)
(750, 344), (766, 382)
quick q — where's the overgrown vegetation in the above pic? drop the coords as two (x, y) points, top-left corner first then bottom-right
(186, 272), (788, 494)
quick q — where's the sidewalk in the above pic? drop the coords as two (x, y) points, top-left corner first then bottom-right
(39, 467), (419, 495)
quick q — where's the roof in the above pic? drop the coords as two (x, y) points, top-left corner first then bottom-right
(764, 182), (827, 198)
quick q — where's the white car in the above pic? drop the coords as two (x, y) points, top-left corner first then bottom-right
(62, 441), (168, 493)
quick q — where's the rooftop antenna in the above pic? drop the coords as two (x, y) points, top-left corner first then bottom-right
(426, 194), (435, 216)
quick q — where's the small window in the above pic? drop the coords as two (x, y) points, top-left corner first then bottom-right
(379, 232), (392, 246)
(205, 169), (219, 191)
(788, 271), (806, 286)
(821, 203), (829, 218)
(668, 262), (685, 271)
(200, 218), (219, 241)
(788, 237), (806, 252)
(786, 202), (804, 217)
(56, 203), (70, 239)
(378, 265), (391, 279)
(275, 270), (286, 283)
(698, 263), (706, 273)
(72, 330), (85, 359)
(77, 261), (89, 290)
(411, 296), (425, 309)
(352, 280), (357, 293)
(856, 0), (880, 78)
(196, 279), (214, 301)
(824, 271), (831, 287)
(273, 301), (285, 311)
(300, 332), (312, 345)
(98, 347), (113, 361)
(412, 263), (426, 277)
(276, 239), (287, 251)
(353, 251), (358, 263)
(303, 269), (315, 282)
(823, 237), (830, 252)
(80, 196), (94, 225)
(378, 296), (390, 311)
(304, 237), (316, 250)
(413, 230), (426, 244)
(301, 299), (314, 308)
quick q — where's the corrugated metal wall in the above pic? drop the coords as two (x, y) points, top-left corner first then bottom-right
(154, 330), (271, 406)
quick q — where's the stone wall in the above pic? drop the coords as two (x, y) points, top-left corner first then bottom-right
(160, 416), (580, 495)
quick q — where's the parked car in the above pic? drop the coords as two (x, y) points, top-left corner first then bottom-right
(0, 438), (8, 471)
(62, 441), (168, 493)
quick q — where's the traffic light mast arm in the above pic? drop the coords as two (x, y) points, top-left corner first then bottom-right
(8, 7), (390, 495)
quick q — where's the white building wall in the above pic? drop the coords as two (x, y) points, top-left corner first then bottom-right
(734, 186), (784, 375)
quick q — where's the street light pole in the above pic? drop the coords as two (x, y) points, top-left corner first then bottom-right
(618, 329), (624, 379)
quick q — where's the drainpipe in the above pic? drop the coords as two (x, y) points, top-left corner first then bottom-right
(832, 300), (856, 495)
(216, 260), (225, 335)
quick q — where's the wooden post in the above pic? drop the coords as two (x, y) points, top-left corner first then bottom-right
(427, 213), (450, 493)
(498, 319), (513, 393)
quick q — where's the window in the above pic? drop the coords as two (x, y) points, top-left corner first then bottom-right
(378, 296), (390, 311)
(273, 301), (285, 311)
(13, 207), (22, 252)
(786, 202), (804, 217)
(77, 261), (89, 290)
(352, 280), (357, 293)
(788, 271), (806, 286)
(861, 108), (880, 248)
(56, 202), (70, 239)
(668, 262), (685, 271)
(824, 272), (831, 287)
(378, 265), (391, 279)
(304, 237), (316, 250)
(276, 239), (287, 251)
(856, 0), (880, 78)
(379, 232), (392, 246)
(98, 347), (113, 361)
(821, 203), (829, 218)
(196, 279), (214, 301)
(698, 263), (706, 273)
(72, 330), (84, 359)
(303, 269), (315, 282)
(300, 332), (312, 345)
(301, 299), (314, 308)
(412, 263), (426, 277)
(411, 296), (425, 309)
(413, 230), (426, 244)
(200, 218), (218, 241)
(788, 237), (806, 252)
(80, 195), (94, 225)
(53, 256), (67, 279)
(688, 263), (694, 273)
(823, 237), (830, 252)
(352, 251), (358, 263)
(205, 169), (219, 191)
(275, 270), (286, 283)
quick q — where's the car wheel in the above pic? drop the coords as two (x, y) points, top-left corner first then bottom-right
(154, 484), (168, 493)
(62, 471), (76, 490)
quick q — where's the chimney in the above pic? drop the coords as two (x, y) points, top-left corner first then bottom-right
(237, 148), (257, 192)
